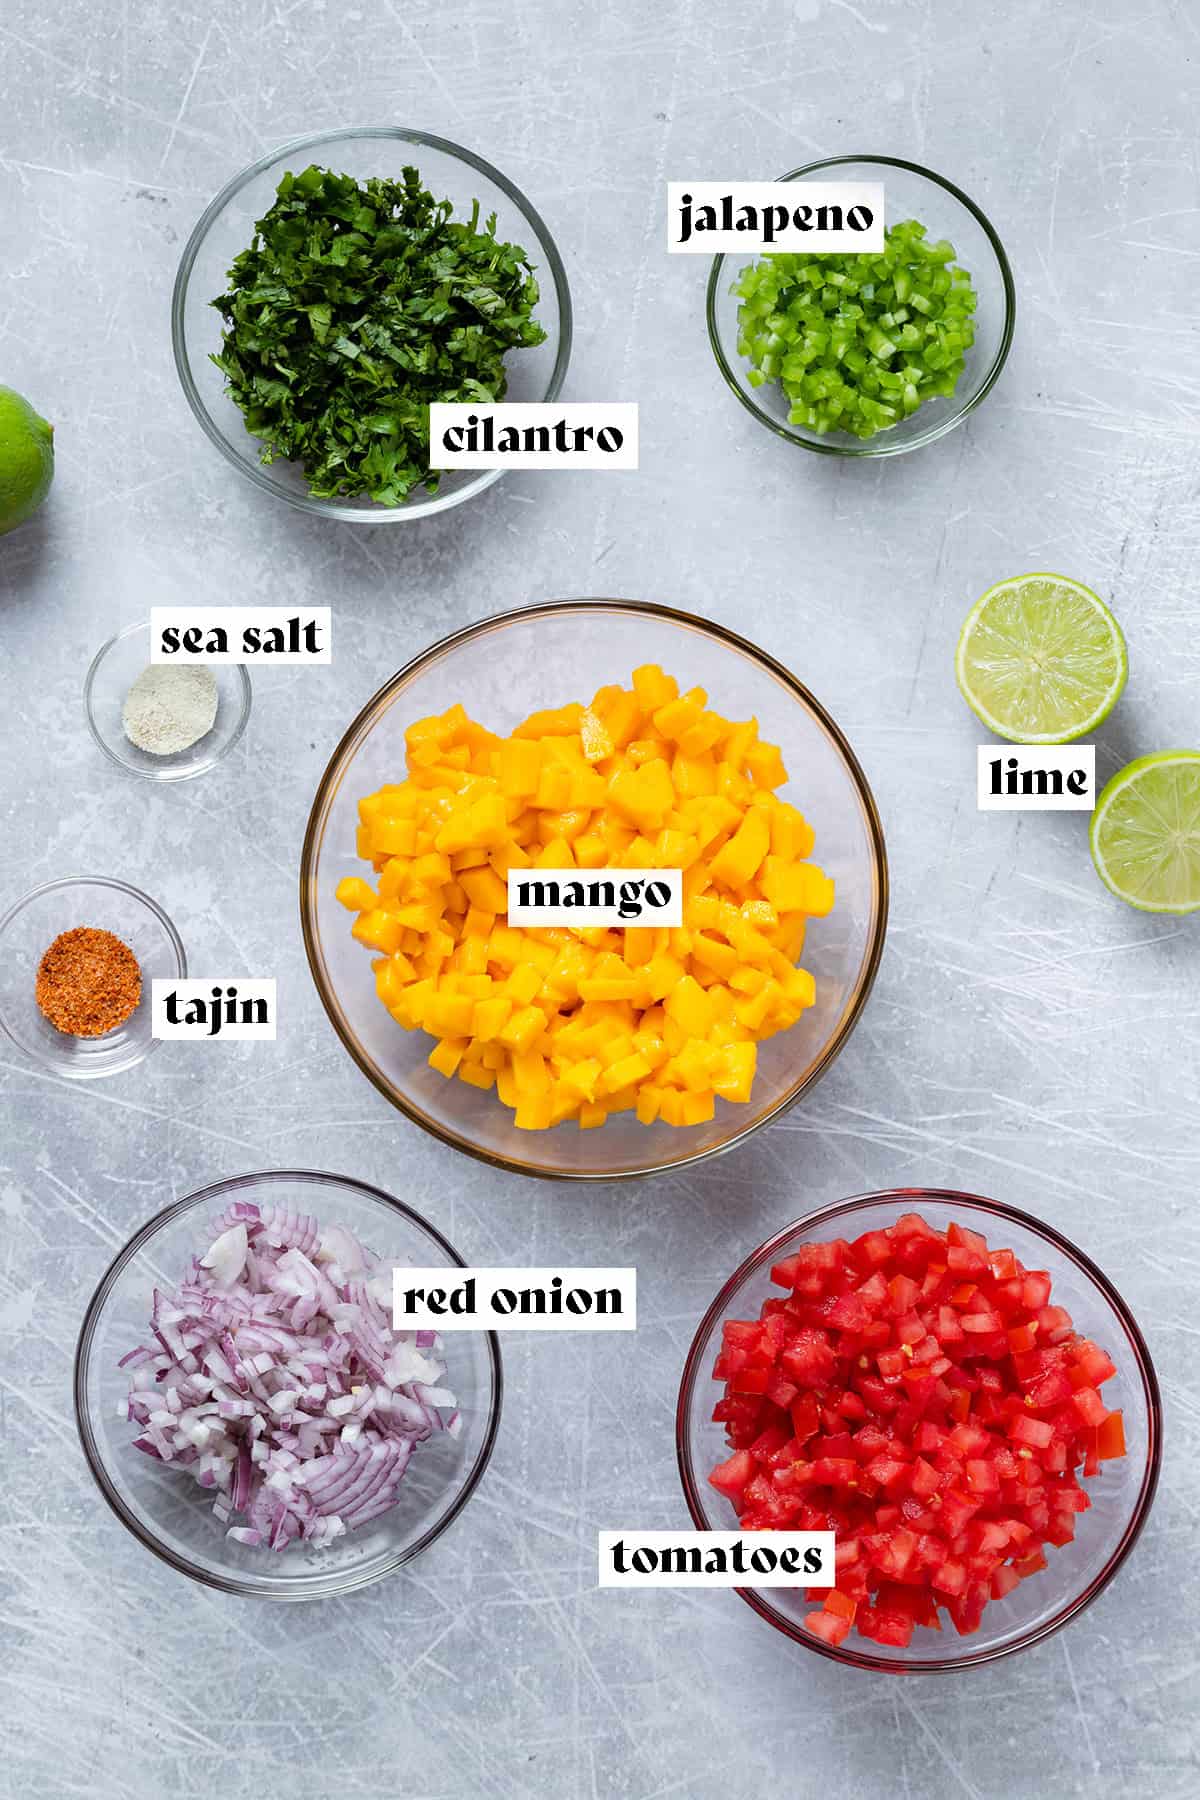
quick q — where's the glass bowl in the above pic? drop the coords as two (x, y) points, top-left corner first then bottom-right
(84, 620), (252, 781)
(677, 1188), (1161, 1672)
(0, 876), (186, 1079)
(74, 1170), (503, 1600)
(707, 156), (1016, 457)
(301, 599), (888, 1180)
(172, 126), (572, 522)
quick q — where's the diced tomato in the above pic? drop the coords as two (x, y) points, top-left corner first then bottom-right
(865, 1455), (910, 1492)
(947, 1579), (989, 1635)
(789, 1391), (821, 1443)
(1095, 1410), (1126, 1460)
(1009, 1414), (1053, 1450)
(1022, 1272), (1052, 1310)
(769, 1253), (806, 1290)
(827, 1292), (872, 1332)
(708, 1449), (753, 1499)
(1028, 1365), (1074, 1409)
(781, 1330), (837, 1387)
(804, 1608), (852, 1647)
(887, 1272), (919, 1313)
(965, 1458), (1000, 1495)
(1071, 1385), (1108, 1428)
(851, 1229), (893, 1269)
(990, 1563), (1021, 1599)
(1037, 1305), (1074, 1344)
(931, 1555), (967, 1595)
(1070, 1342), (1117, 1387)
(824, 1587), (858, 1621)
(706, 1211), (1126, 1656)
(908, 1456), (941, 1499)
(857, 1604), (914, 1647)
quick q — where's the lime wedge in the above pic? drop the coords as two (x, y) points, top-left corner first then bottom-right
(1090, 752), (1200, 914)
(955, 574), (1127, 743)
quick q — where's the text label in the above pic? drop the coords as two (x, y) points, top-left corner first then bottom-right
(977, 745), (1096, 812)
(152, 979), (277, 1041)
(150, 608), (331, 665)
(598, 1530), (836, 1588)
(507, 867), (683, 927)
(429, 403), (639, 469)
(667, 181), (884, 253)
(393, 1268), (637, 1332)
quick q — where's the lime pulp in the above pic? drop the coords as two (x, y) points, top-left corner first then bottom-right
(1090, 751), (1200, 915)
(955, 574), (1127, 744)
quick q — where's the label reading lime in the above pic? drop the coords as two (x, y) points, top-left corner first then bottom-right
(977, 746), (1096, 812)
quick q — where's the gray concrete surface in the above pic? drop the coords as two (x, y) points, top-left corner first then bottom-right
(1, 1), (1198, 1795)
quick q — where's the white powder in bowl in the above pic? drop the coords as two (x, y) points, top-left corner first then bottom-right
(122, 665), (219, 756)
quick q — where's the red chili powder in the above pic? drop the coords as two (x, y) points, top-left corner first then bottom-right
(36, 927), (142, 1037)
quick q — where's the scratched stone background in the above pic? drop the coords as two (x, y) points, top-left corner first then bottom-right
(1, 1), (1198, 1795)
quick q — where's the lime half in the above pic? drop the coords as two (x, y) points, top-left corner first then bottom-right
(956, 574), (1127, 743)
(1090, 752), (1200, 914)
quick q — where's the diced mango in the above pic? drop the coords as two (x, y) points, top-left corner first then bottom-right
(336, 876), (377, 912)
(343, 666), (831, 1132)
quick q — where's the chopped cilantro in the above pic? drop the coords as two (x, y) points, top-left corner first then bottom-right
(210, 164), (547, 505)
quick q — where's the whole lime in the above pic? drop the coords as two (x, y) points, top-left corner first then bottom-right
(0, 387), (54, 534)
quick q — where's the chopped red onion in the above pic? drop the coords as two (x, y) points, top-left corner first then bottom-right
(120, 1204), (456, 1552)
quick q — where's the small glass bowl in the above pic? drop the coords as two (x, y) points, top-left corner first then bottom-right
(172, 126), (572, 522)
(301, 599), (888, 1181)
(677, 1189), (1161, 1672)
(74, 1170), (503, 1600)
(707, 155), (1016, 457)
(0, 876), (186, 1079)
(85, 621), (252, 781)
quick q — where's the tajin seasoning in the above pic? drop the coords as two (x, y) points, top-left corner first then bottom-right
(36, 927), (141, 1036)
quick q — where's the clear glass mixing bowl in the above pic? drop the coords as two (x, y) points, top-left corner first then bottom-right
(301, 599), (888, 1179)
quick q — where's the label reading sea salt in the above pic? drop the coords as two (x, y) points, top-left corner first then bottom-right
(152, 979), (277, 1041)
(598, 1530), (835, 1588)
(393, 1269), (637, 1332)
(666, 181), (884, 253)
(150, 607), (331, 665)
(428, 403), (638, 469)
(506, 868), (683, 928)
(977, 746), (1096, 811)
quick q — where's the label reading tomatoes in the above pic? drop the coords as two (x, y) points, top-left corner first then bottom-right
(597, 1529), (834, 1588)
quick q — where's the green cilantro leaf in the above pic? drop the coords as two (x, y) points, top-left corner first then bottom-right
(210, 165), (547, 505)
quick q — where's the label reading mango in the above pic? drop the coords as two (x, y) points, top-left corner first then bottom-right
(507, 868), (683, 928)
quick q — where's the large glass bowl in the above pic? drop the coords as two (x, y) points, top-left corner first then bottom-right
(172, 127), (572, 521)
(301, 599), (888, 1180)
(708, 156), (1015, 457)
(74, 1170), (502, 1599)
(677, 1189), (1161, 1672)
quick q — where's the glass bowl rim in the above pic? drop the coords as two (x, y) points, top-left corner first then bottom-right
(299, 596), (890, 1181)
(675, 1185), (1162, 1672)
(0, 874), (187, 1075)
(83, 619), (253, 780)
(73, 1167), (505, 1600)
(706, 153), (1017, 459)
(170, 124), (574, 521)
